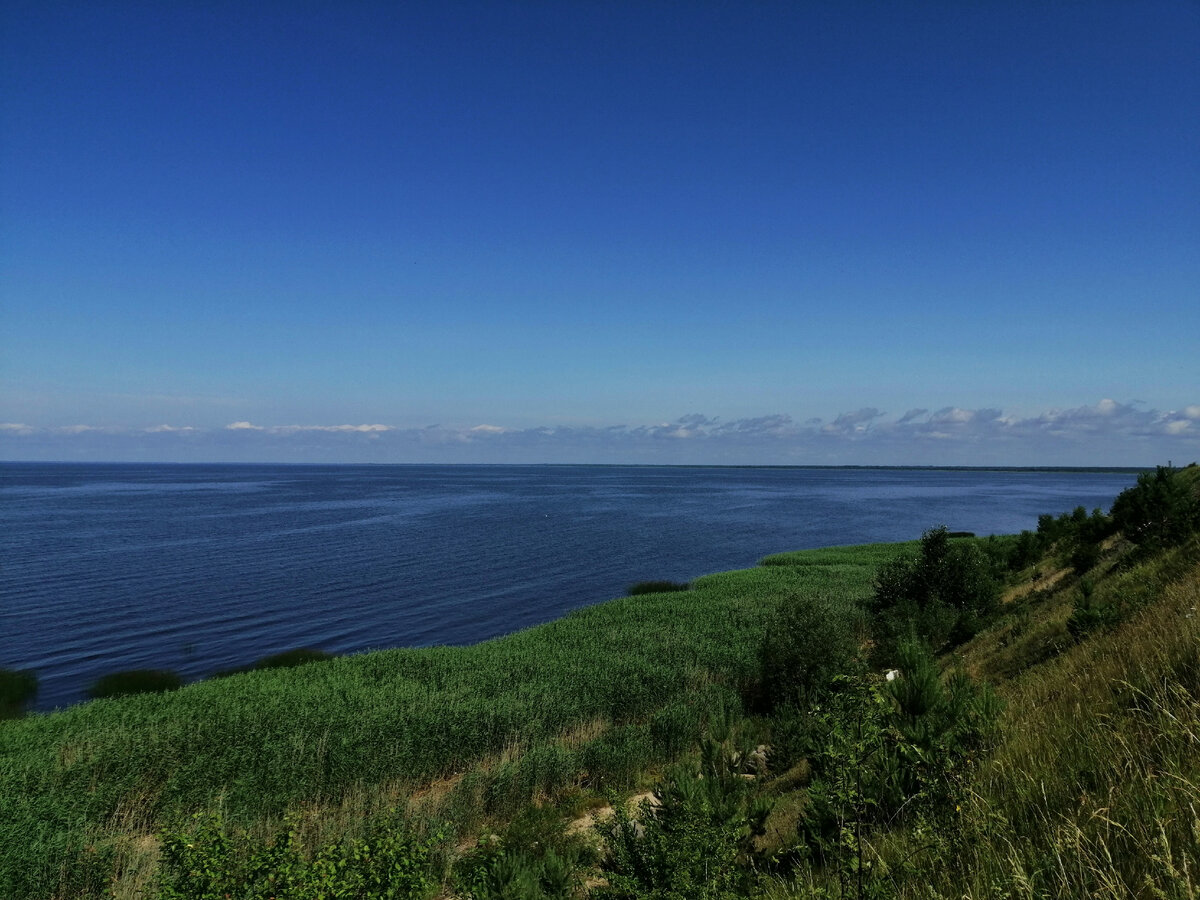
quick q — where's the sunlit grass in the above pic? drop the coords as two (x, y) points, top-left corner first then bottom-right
(0, 542), (899, 898)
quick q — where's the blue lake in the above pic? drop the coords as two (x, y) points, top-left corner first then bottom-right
(0, 463), (1140, 710)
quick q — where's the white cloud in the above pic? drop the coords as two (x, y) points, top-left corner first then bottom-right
(6, 399), (1199, 465)
(225, 422), (391, 434)
(929, 407), (975, 425)
(821, 408), (883, 435)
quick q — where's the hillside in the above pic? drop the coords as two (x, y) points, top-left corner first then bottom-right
(2, 465), (1198, 898)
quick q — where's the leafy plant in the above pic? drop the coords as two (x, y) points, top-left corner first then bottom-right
(0, 668), (37, 719)
(1111, 464), (1200, 551)
(157, 811), (446, 900)
(596, 740), (772, 900)
(868, 527), (999, 662)
(627, 580), (690, 596)
(758, 592), (859, 711)
(87, 668), (182, 699)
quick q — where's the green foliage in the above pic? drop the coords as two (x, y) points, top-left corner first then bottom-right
(1066, 579), (1120, 641)
(1006, 529), (1045, 571)
(758, 593), (860, 711)
(2, 544), (888, 898)
(157, 811), (445, 900)
(87, 668), (182, 700)
(455, 804), (591, 900)
(596, 738), (772, 900)
(0, 668), (37, 719)
(1069, 538), (1102, 575)
(796, 655), (1001, 897)
(456, 844), (576, 900)
(1111, 464), (1200, 551)
(253, 647), (335, 670)
(868, 527), (999, 662)
(628, 580), (690, 595)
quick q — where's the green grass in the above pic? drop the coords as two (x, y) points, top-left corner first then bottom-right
(0, 668), (37, 719)
(626, 580), (691, 595)
(86, 668), (183, 700)
(765, 537), (1200, 898)
(13, 464), (1199, 900)
(0, 542), (901, 899)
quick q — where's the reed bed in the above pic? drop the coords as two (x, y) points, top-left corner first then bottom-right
(0, 543), (897, 898)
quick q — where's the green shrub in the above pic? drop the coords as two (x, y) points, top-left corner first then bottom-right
(1007, 529), (1046, 570)
(1066, 580), (1123, 641)
(87, 669), (182, 700)
(758, 592), (859, 711)
(869, 527), (999, 662)
(158, 811), (446, 900)
(253, 647), (334, 670)
(1070, 539), (1102, 576)
(627, 580), (690, 596)
(456, 843), (576, 900)
(797, 654), (1001, 890)
(0, 668), (37, 719)
(1111, 464), (1200, 551)
(455, 804), (590, 900)
(596, 743), (770, 900)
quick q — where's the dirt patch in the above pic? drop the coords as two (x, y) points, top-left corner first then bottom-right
(566, 791), (658, 836)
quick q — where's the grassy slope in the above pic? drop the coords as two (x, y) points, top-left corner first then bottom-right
(765, 469), (1200, 898)
(10, 465), (1200, 900)
(926, 537), (1200, 898)
(0, 542), (907, 898)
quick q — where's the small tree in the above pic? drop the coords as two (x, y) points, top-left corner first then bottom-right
(0, 668), (37, 718)
(87, 668), (182, 700)
(1111, 465), (1200, 550)
(759, 592), (859, 711)
(869, 527), (999, 662)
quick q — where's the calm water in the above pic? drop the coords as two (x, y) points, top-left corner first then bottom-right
(1, 463), (1140, 710)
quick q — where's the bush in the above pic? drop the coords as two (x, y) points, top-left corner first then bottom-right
(627, 581), (690, 596)
(0, 668), (37, 719)
(86, 669), (182, 700)
(797, 652), (1001, 888)
(159, 811), (446, 900)
(456, 844), (576, 900)
(758, 593), (859, 711)
(253, 647), (334, 670)
(1007, 529), (1046, 570)
(1070, 539), (1102, 576)
(1111, 464), (1200, 551)
(869, 527), (999, 662)
(1066, 580), (1122, 642)
(455, 804), (590, 900)
(596, 743), (770, 900)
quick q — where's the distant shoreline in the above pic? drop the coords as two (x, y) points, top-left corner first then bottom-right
(0, 459), (1151, 474)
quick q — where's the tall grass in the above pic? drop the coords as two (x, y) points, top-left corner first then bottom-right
(823, 537), (1200, 899)
(0, 543), (898, 898)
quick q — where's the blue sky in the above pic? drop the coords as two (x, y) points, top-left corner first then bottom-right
(2, 1), (1197, 465)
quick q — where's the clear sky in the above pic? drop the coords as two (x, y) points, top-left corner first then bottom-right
(2, 1), (1197, 465)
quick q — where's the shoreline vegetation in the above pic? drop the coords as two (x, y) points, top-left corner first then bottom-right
(1, 465), (1198, 899)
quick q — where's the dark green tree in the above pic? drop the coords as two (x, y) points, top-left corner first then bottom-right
(1111, 465), (1200, 550)
(759, 592), (859, 710)
(0, 668), (37, 719)
(869, 527), (999, 662)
